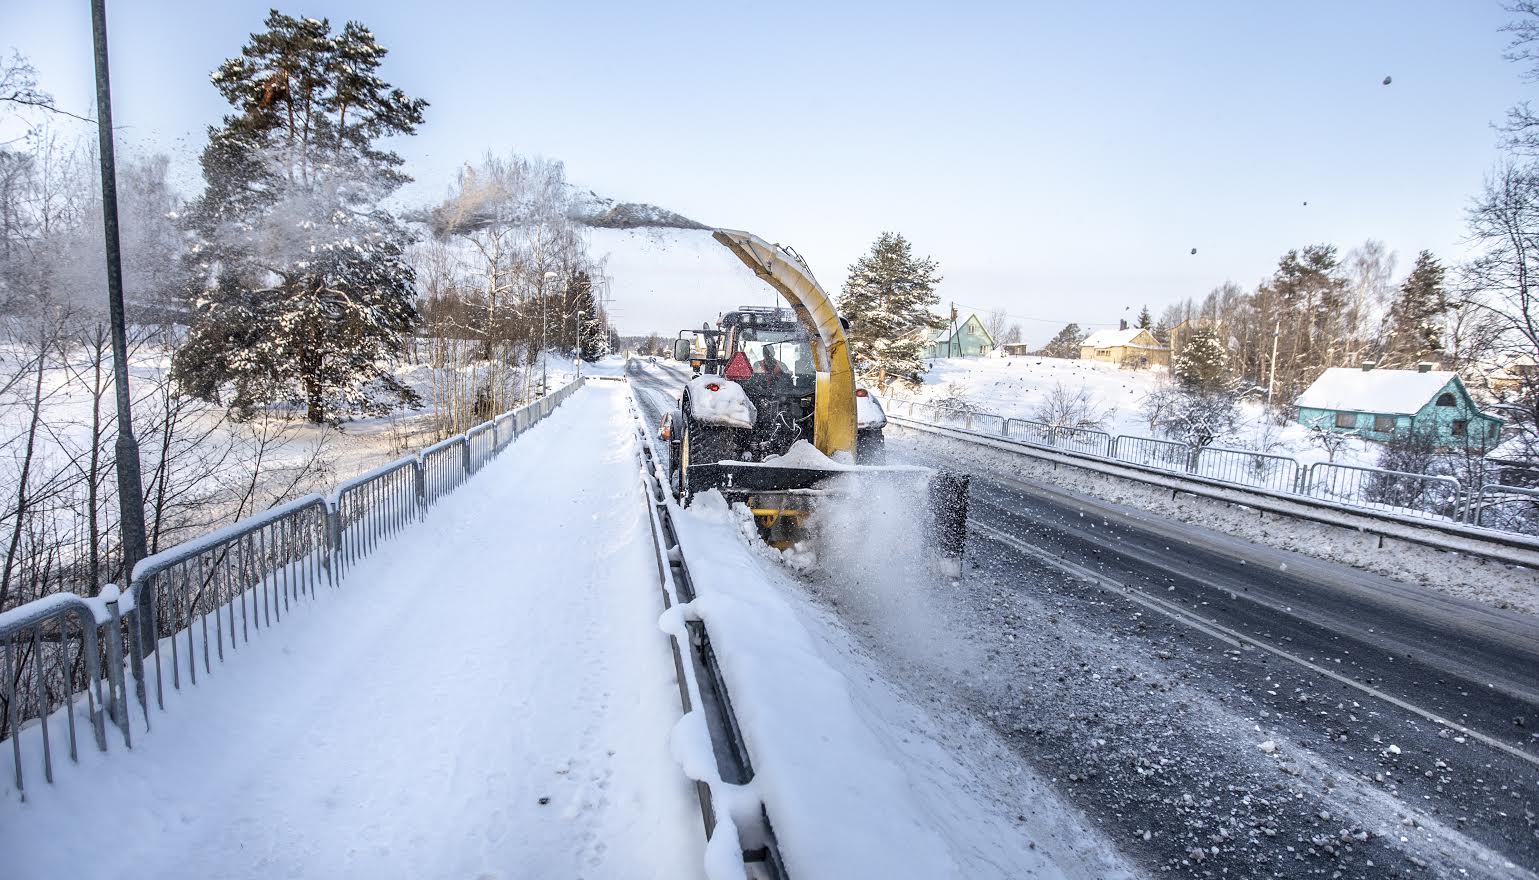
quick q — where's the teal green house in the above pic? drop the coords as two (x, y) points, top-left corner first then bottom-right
(1294, 365), (1502, 448)
(924, 313), (994, 359)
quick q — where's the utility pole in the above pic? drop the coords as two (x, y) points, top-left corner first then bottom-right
(91, 0), (149, 601)
(1265, 320), (1281, 409)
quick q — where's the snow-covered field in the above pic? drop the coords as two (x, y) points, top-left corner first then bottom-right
(897, 354), (1384, 469)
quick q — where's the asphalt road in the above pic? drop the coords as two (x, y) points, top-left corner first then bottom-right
(624, 359), (1539, 877)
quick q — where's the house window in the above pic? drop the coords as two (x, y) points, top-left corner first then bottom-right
(1335, 412), (1356, 429)
(1436, 392), (1456, 407)
(1373, 415), (1394, 432)
(1452, 419), (1468, 437)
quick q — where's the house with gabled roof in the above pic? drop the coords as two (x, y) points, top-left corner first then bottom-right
(1294, 363), (1503, 448)
(923, 313), (994, 359)
(1079, 326), (1170, 369)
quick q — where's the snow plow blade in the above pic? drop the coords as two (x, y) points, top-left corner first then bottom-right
(687, 461), (969, 563)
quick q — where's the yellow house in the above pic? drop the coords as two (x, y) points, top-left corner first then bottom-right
(1079, 327), (1170, 369)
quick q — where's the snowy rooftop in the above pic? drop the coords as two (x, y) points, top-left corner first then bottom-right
(1294, 367), (1457, 415)
(1080, 327), (1162, 349)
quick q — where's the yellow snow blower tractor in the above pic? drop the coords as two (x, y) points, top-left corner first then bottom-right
(659, 229), (968, 566)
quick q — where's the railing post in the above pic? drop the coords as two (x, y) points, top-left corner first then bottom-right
(462, 436), (472, 476)
(123, 578), (149, 727)
(103, 592), (131, 748)
(324, 502), (340, 585)
(414, 457), (427, 519)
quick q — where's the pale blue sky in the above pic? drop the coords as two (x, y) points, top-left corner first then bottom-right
(6, 1), (1527, 338)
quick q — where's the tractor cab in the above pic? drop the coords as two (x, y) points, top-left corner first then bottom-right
(716, 307), (818, 460)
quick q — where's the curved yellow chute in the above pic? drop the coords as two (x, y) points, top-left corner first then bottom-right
(711, 229), (857, 459)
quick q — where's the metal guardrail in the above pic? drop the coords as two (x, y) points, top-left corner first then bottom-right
(1468, 483), (1539, 536)
(1112, 434), (1192, 473)
(629, 389), (788, 880)
(1196, 445), (1301, 494)
(1301, 461), (1463, 523)
(891, 395), (1536, 537)
(1, 378), (584, 795)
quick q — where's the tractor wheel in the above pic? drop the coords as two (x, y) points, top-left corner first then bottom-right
(681, 415), (734, 502)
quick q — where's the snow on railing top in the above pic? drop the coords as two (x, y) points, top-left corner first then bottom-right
(133, 492), (330, 583)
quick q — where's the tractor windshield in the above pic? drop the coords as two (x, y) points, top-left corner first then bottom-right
(736, 328), (814, 383)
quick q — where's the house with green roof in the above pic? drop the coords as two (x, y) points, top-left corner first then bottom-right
(1294, 364), (1503, 449)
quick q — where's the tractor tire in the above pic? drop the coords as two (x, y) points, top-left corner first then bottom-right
(681, 414), (736, 502)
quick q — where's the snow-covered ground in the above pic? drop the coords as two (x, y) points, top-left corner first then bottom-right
(898, 354), (1384, 469)
(0, 382), (702, 879)
(654, 435), (1130, 877)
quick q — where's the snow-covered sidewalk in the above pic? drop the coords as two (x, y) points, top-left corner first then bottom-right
(0, 383), (703, 880)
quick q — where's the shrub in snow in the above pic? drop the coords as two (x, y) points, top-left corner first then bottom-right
(1142, 382), (1242, 450)
(934, 382), (979, 421)
(1032, 382), (1112, 431)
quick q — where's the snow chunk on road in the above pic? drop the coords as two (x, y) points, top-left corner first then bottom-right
(687, 376), (756, 428)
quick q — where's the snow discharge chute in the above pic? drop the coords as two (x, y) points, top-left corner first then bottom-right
(711, 229), (858, 461)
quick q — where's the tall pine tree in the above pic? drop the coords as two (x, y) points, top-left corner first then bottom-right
(837, 232), (942, 386)
(174, 12), (428, 423)
(1039, 323), (1086, 358)
(1172, 323), (1229, 391)
(1379, 250), (1447, 368)
(1136, 305), (1153, 330)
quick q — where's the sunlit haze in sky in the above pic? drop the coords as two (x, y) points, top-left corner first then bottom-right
(7, 1), (1527, 339)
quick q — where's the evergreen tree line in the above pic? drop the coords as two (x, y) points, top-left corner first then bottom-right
(1133, 242), (1453, 407)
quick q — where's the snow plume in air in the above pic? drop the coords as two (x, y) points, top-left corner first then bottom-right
(805, 471), (978, 676)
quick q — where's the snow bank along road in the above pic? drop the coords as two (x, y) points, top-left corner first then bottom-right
(0, 382), (704, 880)
(630, 359), (1538, 878)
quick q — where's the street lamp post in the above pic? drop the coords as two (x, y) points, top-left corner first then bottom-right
(540, 270), (557, 396)
(91, 0), (149, 622)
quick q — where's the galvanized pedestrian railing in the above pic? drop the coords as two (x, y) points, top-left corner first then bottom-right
(1466, 483), (1539, 535)
(335, 459), (418, 576)
(1, 378), (584, 796)
(1299, 462), (1462, 522)
(890, 394), (1536, 536)
(1, 592), (128, 794)
(1195, 445), (1301, 494)
(421, 435), (468, 504)
(135, 493), (333, 713)
(1112, 434), (1193, 473)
